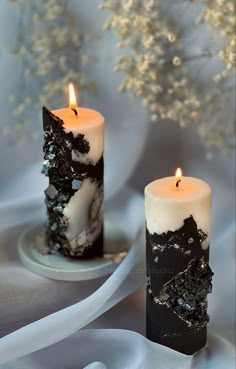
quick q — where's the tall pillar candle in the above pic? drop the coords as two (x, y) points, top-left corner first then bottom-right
(145, 170), (213, 355)
(42, 84), (104, 258)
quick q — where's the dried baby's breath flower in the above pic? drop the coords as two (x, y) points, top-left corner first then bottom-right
(101, 0), (235, 153)
(4, 0), (96, 141)
(197, 0), (236, 80)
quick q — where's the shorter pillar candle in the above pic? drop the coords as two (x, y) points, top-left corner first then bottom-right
(42, 84), (104, 258)
(145, 169), (213, 355)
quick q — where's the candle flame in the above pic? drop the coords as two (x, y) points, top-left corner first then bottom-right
(69, 83), (77, 109)
(175, 167), (182, 179)
(175, 167), (182, 188)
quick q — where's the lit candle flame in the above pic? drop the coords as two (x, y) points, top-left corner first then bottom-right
(175, 167), (182, 179)
(175, 167), (182, 188)
(69, 83), (78, 116)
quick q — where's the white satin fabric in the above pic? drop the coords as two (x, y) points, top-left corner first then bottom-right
(1, 331), (235, 369)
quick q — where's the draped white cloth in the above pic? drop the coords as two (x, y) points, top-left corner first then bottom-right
(2, 331), (235, 369)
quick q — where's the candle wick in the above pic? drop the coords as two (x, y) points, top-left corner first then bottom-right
(71, 107), (78, 116)
(176, 179), (181, 188)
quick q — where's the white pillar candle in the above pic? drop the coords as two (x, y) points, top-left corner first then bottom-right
(145, 169), (213, 355)
(145, 172), (211, 249)
(42, 84), (104, 258)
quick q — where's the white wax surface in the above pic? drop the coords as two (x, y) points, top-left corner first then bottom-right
(145, 177), (211, 249)
(53, 107), (104, 249)
(53, 108), (104, 164)
(63, 179), (97, 242)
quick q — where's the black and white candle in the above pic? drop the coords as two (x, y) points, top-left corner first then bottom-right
(42, 84), (104, 259)
(145, 169), (214, 355)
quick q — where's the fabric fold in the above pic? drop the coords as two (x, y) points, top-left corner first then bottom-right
(0, 233), (145, 364)
(1, 329), (234, 369)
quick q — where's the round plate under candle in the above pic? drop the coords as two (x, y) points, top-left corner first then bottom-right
(18, 221), (131, 281)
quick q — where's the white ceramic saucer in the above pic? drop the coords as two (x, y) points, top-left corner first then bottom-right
(18, 221), (131, 281)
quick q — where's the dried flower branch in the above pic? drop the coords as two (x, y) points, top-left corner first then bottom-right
(100, 0), (235, 154)
(4, 0), (96, 143)
(197, 0), (235, 81)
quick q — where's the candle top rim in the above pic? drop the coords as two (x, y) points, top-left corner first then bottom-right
(145, 176), (211, 202)
(53, 107), (104, 129)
